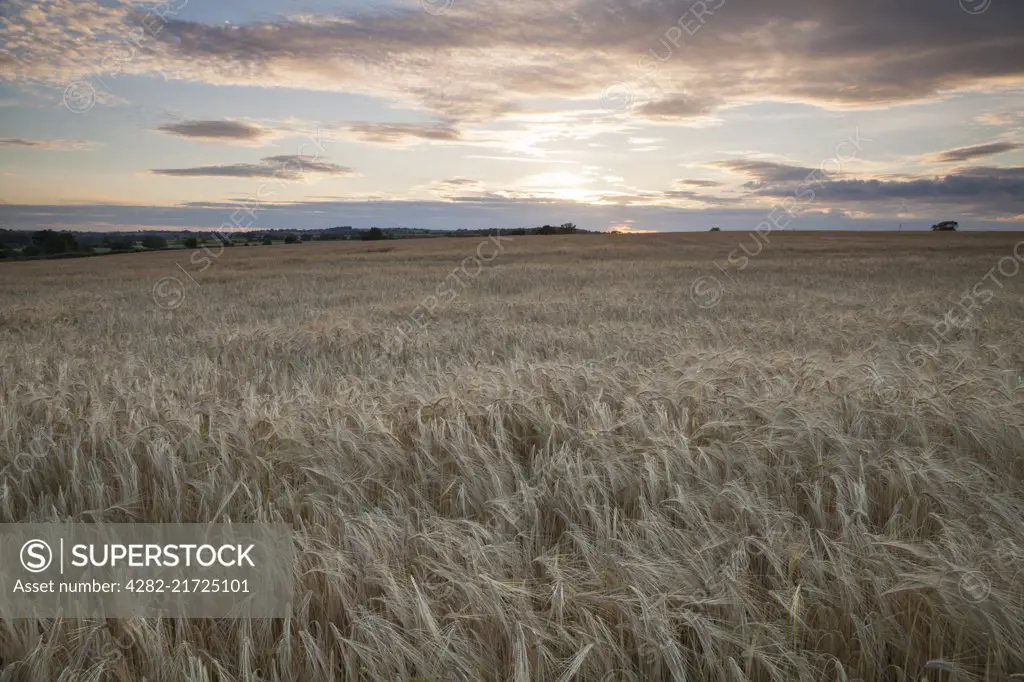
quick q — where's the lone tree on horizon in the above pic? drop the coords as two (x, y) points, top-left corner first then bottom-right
(932, 220), (958, 231)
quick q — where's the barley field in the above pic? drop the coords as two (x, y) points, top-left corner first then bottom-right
(1, 232), (1023, 681)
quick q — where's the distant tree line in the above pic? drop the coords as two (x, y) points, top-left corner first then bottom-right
(0, 230), (88, 259)
(0, 221), (588, 262)
(426, 223), (583, 238)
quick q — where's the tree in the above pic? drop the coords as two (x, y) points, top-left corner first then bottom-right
(31, 230), (78, 255)
(362, 227), (385, 241)
(284, 234), (298, 244)
(558, 223), (578, 234)
(183, 237), (199, 249)
(141, 235), (168, 249)
(932, 221), (958, 231)
(0, 243), (9, 259)
(710, 226), (721, 232)
(262, 235), (273, 246)
(22, 244), (42, 258)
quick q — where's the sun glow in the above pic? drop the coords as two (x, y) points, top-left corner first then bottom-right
(515, 171), (606, 203)
(604, 222), (657, 234)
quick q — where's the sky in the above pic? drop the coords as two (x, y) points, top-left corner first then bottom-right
(0, 0), (1022, 233)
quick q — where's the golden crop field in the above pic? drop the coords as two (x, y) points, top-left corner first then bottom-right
(1, 231), (1023, 681)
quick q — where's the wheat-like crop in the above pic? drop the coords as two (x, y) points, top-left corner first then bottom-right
(1, 232), (1022, 681)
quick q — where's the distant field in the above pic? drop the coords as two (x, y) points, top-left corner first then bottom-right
(1, 232), (1023, 680)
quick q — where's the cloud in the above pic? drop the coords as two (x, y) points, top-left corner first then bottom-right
(437, 178), (481, 187)
(750, 166), (1024, 217)
(930, 141), (1022, 163)
(154, 120), (275, 144)
(348, 123), (462, 145)
(715, 160), (819, 186)
(708, 156), (1024, 216)
(464, 155), (577, 164)
(635, 96), (719, 122)
(149, 155), (356, 179)
(975, 112), (1024, 129)
(425, 177), (486, 199)
(958, 166), (1024, 179)
(661, 190), (742, 206)
(0, 138), (97, 151)
(4, 0), (1023, 126)
(676, 179), (723, 188)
